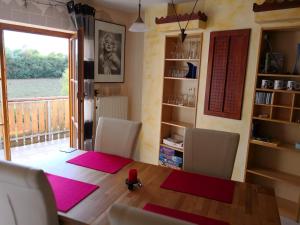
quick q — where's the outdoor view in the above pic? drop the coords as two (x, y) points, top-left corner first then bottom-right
(5, 31), (69, 98)
(0, 31), (70, 160)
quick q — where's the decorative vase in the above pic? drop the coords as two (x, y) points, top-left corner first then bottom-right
(186, 62), (197, 79)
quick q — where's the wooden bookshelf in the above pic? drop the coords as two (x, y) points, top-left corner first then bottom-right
(161, 120), (194, 129)
(256, 88), (300, 94)
(258, 73), (300, 79)
(164, 77), (198, 81)
(246, 28), (300, 222)
(159, 34), (202, 170)
(250, 139), (300, 153)
(254, 103), (292, 109)
(247, 167), (300, 187)
(253, 117), (300, 126)
(162, 102), (196, 109)
(165, 58), (200, 62)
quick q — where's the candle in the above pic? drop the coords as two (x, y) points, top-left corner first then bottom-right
(128, 169), (138, 183)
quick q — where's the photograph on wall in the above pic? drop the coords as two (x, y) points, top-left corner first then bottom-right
(95, 20), (125, 83)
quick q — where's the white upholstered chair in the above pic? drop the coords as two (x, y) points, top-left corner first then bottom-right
(0, 160), (59, 225)
(94, 117), (142, 158)
(108, 204), (195, 225)
(183, 128), (240, 180)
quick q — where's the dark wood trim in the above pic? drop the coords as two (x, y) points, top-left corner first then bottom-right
(0, 22), (74, 39)
(69, 37), (73, 148)
(155, 11), (207, 24)
(0, 30), (11, 160)
(253, 0), (300, 12)
(77, 28), (84, 150)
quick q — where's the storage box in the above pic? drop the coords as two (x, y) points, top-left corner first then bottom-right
(159, 145), (183, 169)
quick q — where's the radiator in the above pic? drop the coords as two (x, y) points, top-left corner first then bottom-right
(95, 96), (128, 121)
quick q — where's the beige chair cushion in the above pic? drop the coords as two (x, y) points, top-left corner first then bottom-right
(0, 160), (59, 225)
(94, 117), (141, 158)
(183, 128), (239, 180)
(108, 204), (195, 225)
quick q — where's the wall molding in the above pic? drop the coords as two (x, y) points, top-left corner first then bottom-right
(155, 11), (207, 25)
(253, 0), (300, 12)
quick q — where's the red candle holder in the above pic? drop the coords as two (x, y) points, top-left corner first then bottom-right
(125, 169), (142, 190)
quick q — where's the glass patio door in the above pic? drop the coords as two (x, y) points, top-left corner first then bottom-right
(0, 30), (11, 160)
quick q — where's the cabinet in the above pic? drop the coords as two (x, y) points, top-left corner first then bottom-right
(246, 28), (300, 222)
(204, 29), (250, 120)
(159, 34), (202, 169)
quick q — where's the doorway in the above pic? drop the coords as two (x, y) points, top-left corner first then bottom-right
(0, 23), (82, 162)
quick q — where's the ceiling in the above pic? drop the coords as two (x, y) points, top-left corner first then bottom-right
(94, 0), (196, 13)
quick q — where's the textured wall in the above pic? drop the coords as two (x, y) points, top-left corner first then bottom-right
(139, 0), (300, 181)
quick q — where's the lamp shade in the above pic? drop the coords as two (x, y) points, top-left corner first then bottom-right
(129, 0), (148, 33)
(129, 17), (148, 32)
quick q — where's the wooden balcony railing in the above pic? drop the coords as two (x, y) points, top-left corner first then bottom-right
(8, 96), (69, 147)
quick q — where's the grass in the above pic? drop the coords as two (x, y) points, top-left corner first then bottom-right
(7, 78), (68, 99)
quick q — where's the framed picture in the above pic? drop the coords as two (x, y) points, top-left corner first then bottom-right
(95, 20), (126, 83)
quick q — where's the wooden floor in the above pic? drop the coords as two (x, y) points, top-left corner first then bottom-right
(0, 138), (69, 163)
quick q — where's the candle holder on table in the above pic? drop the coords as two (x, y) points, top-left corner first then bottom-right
(125, 169), (142, 190)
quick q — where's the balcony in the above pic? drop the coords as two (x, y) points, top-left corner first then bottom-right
(0, 96), (70, 160)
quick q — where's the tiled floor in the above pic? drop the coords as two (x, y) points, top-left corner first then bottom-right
(0, 138), (69, 162)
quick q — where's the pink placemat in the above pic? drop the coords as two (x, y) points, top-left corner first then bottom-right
(46, 173), (99, 213)
(144, 203), (229, 225)
(160, 170), (235, 203)
(67, 151), (133, 174)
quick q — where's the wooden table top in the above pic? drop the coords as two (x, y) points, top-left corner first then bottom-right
(31, 150), (281, 225)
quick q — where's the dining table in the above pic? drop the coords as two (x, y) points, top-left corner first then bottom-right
(26, 149), (281, 225)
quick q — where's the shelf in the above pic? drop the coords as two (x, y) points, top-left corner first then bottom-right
(254, 103), (292, 109)
(165, 58), (200, 62)
(277, 197), (299, 222)
(253, 117), (300, 126)
(160, 143), (184, 153)
(258, 73), (300, 78)
(161, 120), (193, 129)
(250, 139), (300, 153)
(256, 88), (300, 94)
(162, 103), (196, 109)
(247, 167), (300, 187)
(164, 77), (198, 81)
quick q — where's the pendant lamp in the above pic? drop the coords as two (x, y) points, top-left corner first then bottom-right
(129, 0), (148, 32)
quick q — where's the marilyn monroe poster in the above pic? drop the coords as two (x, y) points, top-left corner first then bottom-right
(95, 20), (125, 83)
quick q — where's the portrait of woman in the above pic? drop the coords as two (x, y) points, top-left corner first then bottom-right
(98, 31), (121, 75)
(95, 20), (125, 83)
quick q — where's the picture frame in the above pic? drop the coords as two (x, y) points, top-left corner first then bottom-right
(95, 20), (126, 83)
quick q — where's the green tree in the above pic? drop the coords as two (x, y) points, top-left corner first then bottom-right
(5, 48), (68, 79)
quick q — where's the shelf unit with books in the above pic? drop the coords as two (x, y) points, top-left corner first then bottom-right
(246, 28), (300, 222)
(159, 34), (202, 170)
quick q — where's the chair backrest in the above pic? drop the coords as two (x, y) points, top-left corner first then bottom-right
(183, 128), (239, 180)
(0, 160), (59, 225)
(108, 204), (195, 225)
(94, 117), (142, 158)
